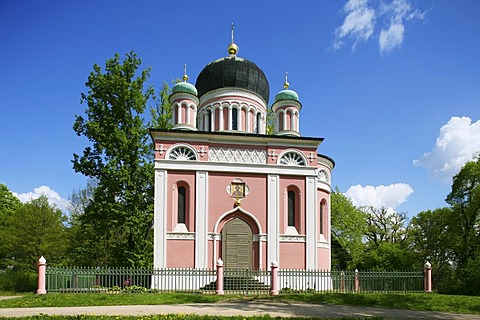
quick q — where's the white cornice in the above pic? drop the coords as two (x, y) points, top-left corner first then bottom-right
(150, 131), (322, 149)
(154, 160), (319, 177)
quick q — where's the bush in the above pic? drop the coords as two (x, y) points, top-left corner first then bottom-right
(0, 269), (37, 292)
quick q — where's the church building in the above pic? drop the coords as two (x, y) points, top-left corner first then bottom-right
(150, 33), (334, 271)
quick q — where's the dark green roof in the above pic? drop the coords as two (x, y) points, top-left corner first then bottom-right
(195, 56), (269, 103)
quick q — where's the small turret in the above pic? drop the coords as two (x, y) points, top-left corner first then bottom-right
(170, 65), (199, 131)
(272, 72), (302, 136)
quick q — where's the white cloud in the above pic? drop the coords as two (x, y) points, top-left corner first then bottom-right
(378, 0), (425, 53)
(13, 186), (70, 211)
(379, 21), (404, 53)
(334, 0), (376, 51)
(413, 116), (480, 183)
(334, 0), (426, 53)
(345, 183), (414, 210)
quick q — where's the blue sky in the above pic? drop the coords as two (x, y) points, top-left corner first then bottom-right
(1, 0), (479, 217)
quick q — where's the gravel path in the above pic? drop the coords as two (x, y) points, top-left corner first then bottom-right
(1, 300), (479, 319)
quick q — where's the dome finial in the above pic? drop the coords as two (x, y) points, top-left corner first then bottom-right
(228, 22), (239, 56)
(183, 64), (189, 82)
(283, 72), (290, 89)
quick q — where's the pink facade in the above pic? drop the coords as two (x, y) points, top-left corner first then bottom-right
(151, 41), (334, 271)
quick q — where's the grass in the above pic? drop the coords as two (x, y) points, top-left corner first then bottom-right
(0, 292), (479, 315)
(274, 292), (480, 314)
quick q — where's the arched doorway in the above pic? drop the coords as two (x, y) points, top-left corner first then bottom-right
(221, 217), (253, 269)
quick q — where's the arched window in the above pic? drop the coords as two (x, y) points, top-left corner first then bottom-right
(319, 201), (324, 235)
(232, 108), (238, 130)
(279, 151), (306, 166)
(319, 199), (327, 238)
(178, 186), (186, 224)
(255, 113), (261, 133)
(288, 190), (295, 227)
(168, 145), (197, 160)
(207, 110), (212, 131)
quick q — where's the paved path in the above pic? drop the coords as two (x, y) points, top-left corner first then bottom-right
(1, 301), (479, 319)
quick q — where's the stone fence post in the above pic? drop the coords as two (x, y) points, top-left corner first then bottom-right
(37, 256), (47, 295)
(424, 261), (432, 293)
(216, 258), (224, 295)
(270, 261), (279, 296)
(354, 269), (359, 292)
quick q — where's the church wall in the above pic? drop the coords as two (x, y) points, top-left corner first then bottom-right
(279, 242), (306, 269)
(317, 247), (330, 270)
(207, 173), (268, 233)
(167, 171), (196, 232)
(166, 239), (195, 268)
(317, 188), (331, 270)
(278, 176), (306, 234)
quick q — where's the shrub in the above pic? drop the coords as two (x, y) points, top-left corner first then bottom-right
(0, 269), (37, 292)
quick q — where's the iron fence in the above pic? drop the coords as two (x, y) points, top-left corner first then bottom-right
(46, 266), (216, 293)
(46, 266), (424, 294)
(278, 269), (424, 293)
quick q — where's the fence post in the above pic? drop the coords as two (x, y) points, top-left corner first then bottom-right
(216, 258), (224, 295)
(270, 261), (279, 296)
(354, 269), (359, 292)
(340, 271), (345, 292)
(424, 261), (432, 293)
(37, 256), (47, 295)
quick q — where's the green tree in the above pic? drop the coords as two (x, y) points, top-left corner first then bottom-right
(409, 207), (456, 291)
(445, 154), (480, 294)
(4, 196), (67, 270)
(359, 241), (416, 271)
(0, 184), (22, 268)
(72, 51), (154, 267)
(150, 81), (174, 129)
(446, 154), (480, 267)
(266, 108), (275, 135)
(0, 184), (21, 220)
(360, 206), (415, 270)
(330, 189), (367, 269)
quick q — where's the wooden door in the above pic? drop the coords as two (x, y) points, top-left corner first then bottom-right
(222, 217), (252, 269)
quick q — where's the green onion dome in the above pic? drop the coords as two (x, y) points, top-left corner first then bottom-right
(274, 89), (299, 102)
(171, 81), (198, 96)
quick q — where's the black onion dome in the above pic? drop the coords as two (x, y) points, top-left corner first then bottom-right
(195, 56), (270, 104)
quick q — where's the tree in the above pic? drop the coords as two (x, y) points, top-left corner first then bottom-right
(72, 51), (154, 267)
(3, 196), (67, 270)
(444, 154), (480, 294)
(446, 154), (480, 267)
(408, 207), (456, 291)
(150, 81), (174, 129)
(0, 184), (22, 269)
(363, 206), (409, 246)
(266, 108), (275, 135)
(360, 206), (415, 270)
(330, 189), (367, 269)
(0, 184), (21, 220)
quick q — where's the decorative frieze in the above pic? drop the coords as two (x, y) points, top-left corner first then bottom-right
(209, 147), (267, 164)
(166, 232), (195, 240)
(279, 235), (306, 242)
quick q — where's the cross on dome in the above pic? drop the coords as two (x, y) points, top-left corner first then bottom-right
(228, 22), (239, 56)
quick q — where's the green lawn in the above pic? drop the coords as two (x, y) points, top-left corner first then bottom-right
(0, 292), (479, 316)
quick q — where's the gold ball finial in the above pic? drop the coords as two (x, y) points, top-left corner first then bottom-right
(283, 72), (290, 89)
(228, 22), (239, 56)
(183, 64), (189, 82)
